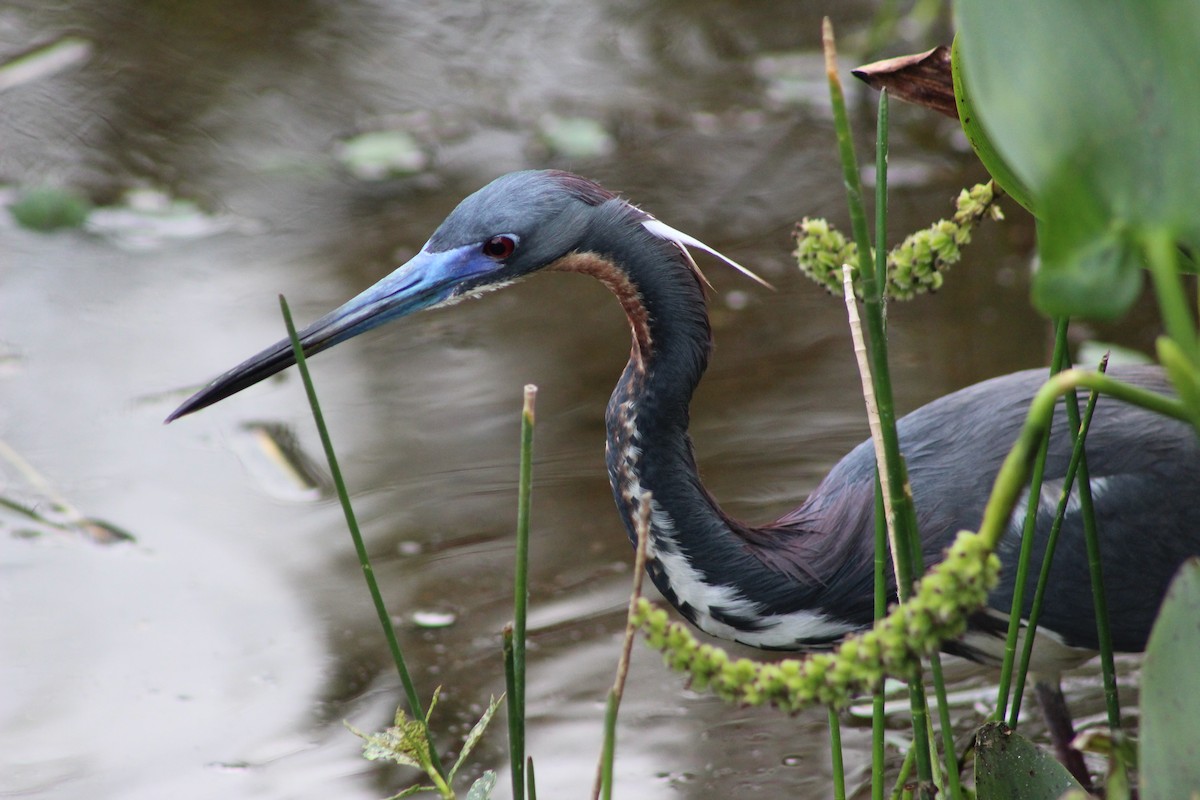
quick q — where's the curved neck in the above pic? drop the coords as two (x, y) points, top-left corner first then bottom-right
(555, 214), (866, 649)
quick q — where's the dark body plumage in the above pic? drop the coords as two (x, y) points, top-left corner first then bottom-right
(779, 367), (1200, 659)
(168, 170), (1200, 673)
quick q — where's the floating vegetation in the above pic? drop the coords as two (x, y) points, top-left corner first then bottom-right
(336, 130), (428, 180)
(230, 422), (328, 502)
(86, 187), (254, 250)
(0, 438), (134, 544)
(8, 186), (92, 232)
(536, 115), (615, 160)
(0, 36), (91, 93)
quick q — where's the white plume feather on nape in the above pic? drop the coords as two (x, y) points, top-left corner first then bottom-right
(641, 217), (773, 289)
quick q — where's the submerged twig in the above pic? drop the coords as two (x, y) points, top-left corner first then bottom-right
(594, 491), (652, 800)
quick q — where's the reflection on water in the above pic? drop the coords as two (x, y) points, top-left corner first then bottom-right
(0, 2), (1160, 798)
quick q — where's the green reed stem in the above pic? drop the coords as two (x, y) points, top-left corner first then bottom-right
(927, 652), (963, 800)
(598, 694), (619, 800)
(825, 23), (918, 596)
(872, 475), (887, 800)
(1009, 354), (1107, 726)
(527, 757), (538, 800)
(503, 626), (522, 800)
(1069, 359), (1121, 729)
(873, 90), (888, 304)
(279, 295), (444, 779)
(508, 385), (537, 800)
(904, 678), (934, 799)
(1145, 228), (1199, 364)
(889, 747), (916, 800)
(994, 318), (1069, 721)
(824, 27), (931, 792)
(1145, 230), (1200, 433)
(829, 707), (847, 800)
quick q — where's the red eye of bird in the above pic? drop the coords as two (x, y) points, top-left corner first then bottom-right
(482, 235), (516, 260)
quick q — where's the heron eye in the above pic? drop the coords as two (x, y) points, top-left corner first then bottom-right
(482, 235), (517, 260)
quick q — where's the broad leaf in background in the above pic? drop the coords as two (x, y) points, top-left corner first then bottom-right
(974, 722), (1085, 800)
(954, 1), (1200, 319)
(1140, 559), (1200, 800)
(949, 37), (1034, 216)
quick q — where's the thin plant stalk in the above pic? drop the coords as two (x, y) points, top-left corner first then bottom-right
(994, 318), (1070, 721)
(594, 491), (652, 800)
(1064, 359), (1121, 729)
(871, 475), (887, 800)
(829, 708), (847, 800)
(842, 260), (934, 796)
(1144, 229), (1199, 363)
(279, 295), (444, 779)
(508, 385), (537, 800)
(597, 698), (619, 800)
(1009, 355), (1108, 726)
(879, 84), (956, 800)
(926, 652), (962, 800)
(826, 34), (932, 789)
(503, 626), (521, 800)
(992, 437), (1051, 721)
(1078, 470), (1121, 730)
(824, 20), (918, 596)
(905, 681), (935, 797)
(888, 747), (916, 800)
(872, 91), (888, 305)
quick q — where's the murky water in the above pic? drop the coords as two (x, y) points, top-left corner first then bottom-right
(1, 3), (1160, 799)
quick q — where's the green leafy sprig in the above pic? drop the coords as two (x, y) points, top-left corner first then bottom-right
(348, 688), (504, 799)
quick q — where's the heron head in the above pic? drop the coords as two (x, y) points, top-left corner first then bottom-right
(166, 170), (763, 421)
(165, 171), (619, 420)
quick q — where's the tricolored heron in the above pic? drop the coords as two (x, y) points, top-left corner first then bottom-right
(169, 170), (1200, 776)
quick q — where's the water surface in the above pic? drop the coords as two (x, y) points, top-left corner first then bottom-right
(1, 3), (1154, 798)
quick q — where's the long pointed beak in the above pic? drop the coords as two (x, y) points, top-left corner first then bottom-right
(166, 243), (492, 422)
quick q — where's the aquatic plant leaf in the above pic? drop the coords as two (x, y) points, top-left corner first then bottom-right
(465, 771), (498, 800)
(450, 694), (505, 781)
(974, 721), (1085, 799)
(1030, 169), (1143, 319)
(1140, 559), (1200, 800)
(949, 37), (1033, 214)
(424, 686), (441, 724)
(955, 0), (1200, 319)
(346, 714), (428, 770)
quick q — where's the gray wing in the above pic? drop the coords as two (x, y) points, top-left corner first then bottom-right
(794, 365), (1200, 651)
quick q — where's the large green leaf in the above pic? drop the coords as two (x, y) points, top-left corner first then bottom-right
(974, 721), (1086, 800)
(955, 0), (1200, 319)
(1140, 559), (1200, 800)
(950, 37), (1034, 215)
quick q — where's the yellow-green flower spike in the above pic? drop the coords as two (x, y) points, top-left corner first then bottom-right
(633, 529), (1001, 712)
(794, 182), (1002, 300)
